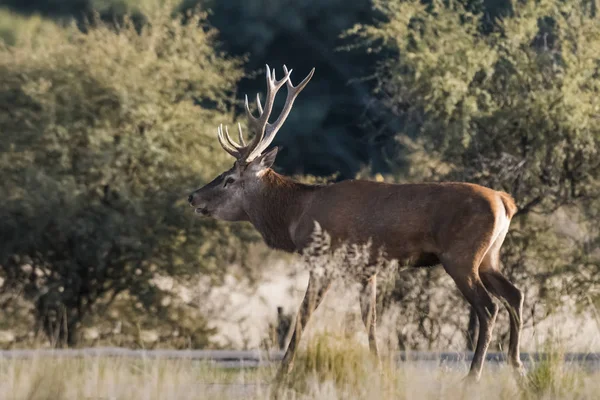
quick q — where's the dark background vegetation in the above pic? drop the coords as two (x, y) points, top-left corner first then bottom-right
(0, 0), (515, 178)
(0, 0), (598, 350)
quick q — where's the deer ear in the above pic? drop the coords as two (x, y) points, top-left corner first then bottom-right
(261, 146), (279, 168)
(249, 146), (278, 171)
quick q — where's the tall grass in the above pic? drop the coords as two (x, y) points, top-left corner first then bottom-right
(1, 334), (598, 400)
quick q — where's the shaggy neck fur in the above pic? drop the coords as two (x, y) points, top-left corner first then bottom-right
(244, 170), (320, 252)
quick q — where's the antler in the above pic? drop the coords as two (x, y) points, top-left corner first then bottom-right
(217, 64), (315, 162)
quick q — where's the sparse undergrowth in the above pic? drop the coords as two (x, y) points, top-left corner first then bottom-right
(0, 336), (598, 400)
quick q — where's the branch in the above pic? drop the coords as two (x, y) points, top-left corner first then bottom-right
(515, 196), (543, 217)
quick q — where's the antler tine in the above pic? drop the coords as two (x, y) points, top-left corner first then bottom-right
(241, 64), (292, 160)
(288, 66), (315, 94)
(267, 65), (290, 91)
(244, 94), (258, 123)
(217, 65), (313, 162)
(247, 66), (315, 160)
(217, 124), (242, 159)
(237, 122), (246, 146)
(256, 93), (263, 114)
(223, 125), (243, 150)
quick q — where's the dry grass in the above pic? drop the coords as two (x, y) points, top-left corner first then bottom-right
(1, 334), (598, 400)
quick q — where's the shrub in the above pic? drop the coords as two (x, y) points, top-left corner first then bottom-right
(0, 3), (252, 347)
(349, 0), (600, 349)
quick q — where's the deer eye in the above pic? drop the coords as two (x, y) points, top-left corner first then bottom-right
(224, 177), (235, 187)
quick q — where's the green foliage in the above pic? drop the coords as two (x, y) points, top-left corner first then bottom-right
(350, 0), (600, 348)
(0, 3), (252, 346)
(2, 0), (599, 351)
(355, 0), (600, 211)
(2, 0), (389, 178)
(0, 9), (63, 46)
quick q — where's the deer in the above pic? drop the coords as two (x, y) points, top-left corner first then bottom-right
(188, 65), (525, 382)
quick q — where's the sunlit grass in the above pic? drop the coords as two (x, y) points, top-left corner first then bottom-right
(1, 334), (598, 400)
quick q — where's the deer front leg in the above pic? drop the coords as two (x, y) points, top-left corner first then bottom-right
(359, 274), (379, 360)
(274, 272), (331, 382)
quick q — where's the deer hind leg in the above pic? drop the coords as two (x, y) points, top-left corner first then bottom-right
(442, 257), (499, 381)
(479, 240), (524, 371)
(478, 224), (524, 371)
(275, 272), (331, 382)
(359, 274), (379, 359)
(480, 269), (524, 370)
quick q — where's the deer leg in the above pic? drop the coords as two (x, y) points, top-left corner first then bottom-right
(480, 270), (524, 371)
(359, 274), (379, 359)
(443, 266), (498, 381)
(466, 307), (478, 351)
(274, 272), (331, 382)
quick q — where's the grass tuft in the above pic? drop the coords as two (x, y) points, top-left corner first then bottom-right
(0, 340), (598, 399)
(282, 332), (386, 395)
(524, 341), (577, 399)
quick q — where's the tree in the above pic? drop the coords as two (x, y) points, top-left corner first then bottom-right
(0, 4), (254, 346)
(351, 0), (600, 349)
(1, 0), (390, 179)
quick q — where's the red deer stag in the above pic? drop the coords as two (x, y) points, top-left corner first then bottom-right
(188, 65), (524, 381)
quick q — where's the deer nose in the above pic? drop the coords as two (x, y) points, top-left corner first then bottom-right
(188, 193), (194, 204)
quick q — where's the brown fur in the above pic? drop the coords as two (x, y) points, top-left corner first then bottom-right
(244, 171), (321, 252)
(249, 171), (524, 382)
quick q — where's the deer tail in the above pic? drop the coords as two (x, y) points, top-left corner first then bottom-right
(499, 192), (518, 219)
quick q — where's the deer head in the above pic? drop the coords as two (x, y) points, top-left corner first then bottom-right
(188, 65), (314, 221)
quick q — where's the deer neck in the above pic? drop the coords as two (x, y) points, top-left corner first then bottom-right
(244, 170), (319, 252)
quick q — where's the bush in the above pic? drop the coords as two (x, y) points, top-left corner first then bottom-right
(0, 3), (253, 347)
(349, 0), (600, 349)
